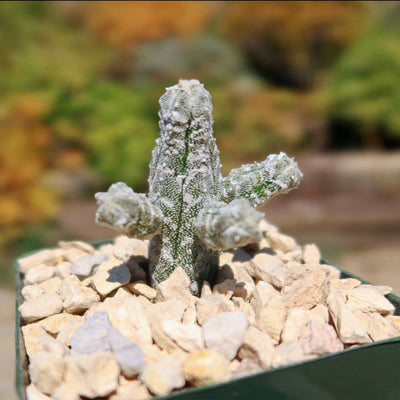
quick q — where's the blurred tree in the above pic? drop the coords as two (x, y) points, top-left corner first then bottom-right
(87, 1), (216, 50)
(48, 81), (159, 191)
(324, 28), (400, 149)
(222, 1), (368, 88)
(0, 95), (59, 247)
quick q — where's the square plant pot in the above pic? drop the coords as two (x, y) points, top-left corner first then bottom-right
(14, 241), (400, 400)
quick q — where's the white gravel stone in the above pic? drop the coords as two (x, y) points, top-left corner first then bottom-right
(110, 380), (150, 400)
(127, 281), (157, 300)
(346, 285), (395, 314)
(212, 279), (236, 299)
(60, 275), (100, 313)
(140, 355), (185, 396)
(91, 256), (131, 296)
(24, 264), (55, 285)
(250, 281), (279, 317)
(160, 320), (204, 352)
(302, 244), (321, 264)
(281, 308), (324, 343)
(266, 231), (299, 253)
(18, 249), (64, 274)
(38, 276), (62, 294)
(184, 349), (231, 387)
(38, 313), (82, 336)
(70, 311), (112, 354)
(196, 295), (234, 326)
(22, 285), (45, 302)
(299, 320), (343, 356)
(245, 253), (287, 289)
(203, 311), (248, 360)
(327, 294), (371, 344)
(26, 383), (53, 400)
(19, 293), (64, 322)
(69, 253), (109, 277)
(22, 323), (46, 357)
(29, 351), (65, 395)
(64, 352), (120, 398)
(39, 331), (69, 356)
(238, 326), (275, 368)
(108, 326), (146, 377)
(91, 288), (152, 345)
(156, 266), (194, 305)
(272, 341), (305, 368)
(256, 295), (287, 341)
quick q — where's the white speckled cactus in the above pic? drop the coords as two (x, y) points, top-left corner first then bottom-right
(95, 80), (303, 294)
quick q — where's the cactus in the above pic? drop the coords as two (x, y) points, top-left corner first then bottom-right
(95, 79), (303, 294)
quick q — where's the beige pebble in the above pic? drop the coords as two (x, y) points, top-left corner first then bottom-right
(19, 293), (64, 322)
(184, 349), (231, 387)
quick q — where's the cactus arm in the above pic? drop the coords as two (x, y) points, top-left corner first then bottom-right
(222, 152), (303, 207)
(95, 182), (163, 239)
(195, 198), (264, 251)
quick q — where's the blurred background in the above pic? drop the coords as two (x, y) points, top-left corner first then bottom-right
(1, 1), (400, 398)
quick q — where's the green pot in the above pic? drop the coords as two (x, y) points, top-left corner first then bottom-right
(14, 243), (400, 400)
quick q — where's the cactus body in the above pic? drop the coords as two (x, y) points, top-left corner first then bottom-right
(95, 79), (303, 294)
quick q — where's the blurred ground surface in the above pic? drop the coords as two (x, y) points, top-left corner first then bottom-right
(2, 151), (400, 399)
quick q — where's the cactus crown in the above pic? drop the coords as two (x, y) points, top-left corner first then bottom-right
(95, 79), (303, 294)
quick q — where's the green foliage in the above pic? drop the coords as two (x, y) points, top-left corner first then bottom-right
(48, 81), (159, 191)
(326, 28), (400, 141)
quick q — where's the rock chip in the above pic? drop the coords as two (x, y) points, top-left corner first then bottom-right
(91, 288), (152, 345)
(39, 313), (82, 336)
(52, 383), (80, 400)
(110, 380), (150, 400)
(245, 253), (287, 289)
(22, 285), (45, 302)
(354, 311), (399, 342)
(238, 326), (275, 368)
(64, 352), (120, 398)
(281, 308), (324, 343)
(145, 299), (186, 323)
(272, 341), (305, 368)
(203, 311), (248, 360)
(91, 256), (131, 296)
(57, 317), (84, 347)
(108, 326), (146, 377)
(69, 253), (109, 277)
(19, 293), (64, 322)
(24, 264), (55, 285)
(302, 244), (321, 264)
(256, 295), (287, 341)
(26, 383), (53, 400)
(346, 285), (395, 314)
(38, 276), (63, 294)
(29, 351), (65, 395)
(22, 323), (46, 357)
(160, 320), (204, 352)
(232, 296), (256, 325)
(60, 275), (100, 313)
(184, 349), (231, 387)
(281, 268), (329, 309)
(127, 281), (157, 300)
(18, 248), (63, 274)
(327, 295), (371, 344)
(250, 281), (279, 317)
(216, 263), (255, 300)
(230, 359), (262, 379)
(39, 332), (69, 356)
(196, 295), (234, 326)
(156, 267), (194, 305)
(59, 240), (95, 255)
(140, 355), (185, 396)
(299, 320), (343, 355)
(266, 231), (299, 253)
(70, 311), (112, 354)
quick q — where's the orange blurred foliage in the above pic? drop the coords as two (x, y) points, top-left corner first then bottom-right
(0, 95), (59, 227)
(86, 1), (215, 50)
(223, 1), (368, 86)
